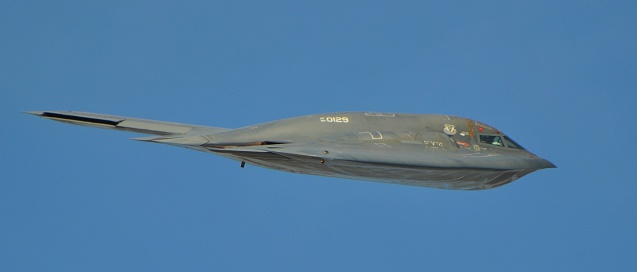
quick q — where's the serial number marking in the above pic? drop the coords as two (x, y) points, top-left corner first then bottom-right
(320, 117), (349, 123)
(423, 140), (443, 147)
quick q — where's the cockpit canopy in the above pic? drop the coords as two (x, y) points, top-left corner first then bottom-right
(479, 135), (526, 150)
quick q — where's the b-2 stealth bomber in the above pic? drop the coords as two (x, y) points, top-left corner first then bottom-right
(29, 111), (555, 190)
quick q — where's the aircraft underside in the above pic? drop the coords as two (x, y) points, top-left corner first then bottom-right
(213, 150), (535, 190)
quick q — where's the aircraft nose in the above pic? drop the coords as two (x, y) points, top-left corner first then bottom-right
(536, 158), (557, 169)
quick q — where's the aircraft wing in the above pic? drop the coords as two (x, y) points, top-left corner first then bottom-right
(28, 111), (230, 136)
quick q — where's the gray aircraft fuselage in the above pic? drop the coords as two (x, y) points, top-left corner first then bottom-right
(30, 111), (555, 190)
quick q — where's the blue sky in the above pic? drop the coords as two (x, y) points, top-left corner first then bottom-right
(2, 1), (636, 271)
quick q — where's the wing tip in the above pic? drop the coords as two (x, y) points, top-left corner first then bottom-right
(25, 111), (45, 116)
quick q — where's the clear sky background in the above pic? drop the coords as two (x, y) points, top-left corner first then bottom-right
(2, 1), (636, 271)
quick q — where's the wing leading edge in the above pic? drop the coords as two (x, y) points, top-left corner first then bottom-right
(28, 111), (229, 136)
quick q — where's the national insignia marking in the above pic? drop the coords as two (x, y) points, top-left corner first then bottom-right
(444, 124), (457, 135)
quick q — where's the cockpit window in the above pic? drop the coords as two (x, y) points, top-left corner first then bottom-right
(480, 134), (527, 150)
(503, 136), (526, 150)
(479, 135), (503, 147)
